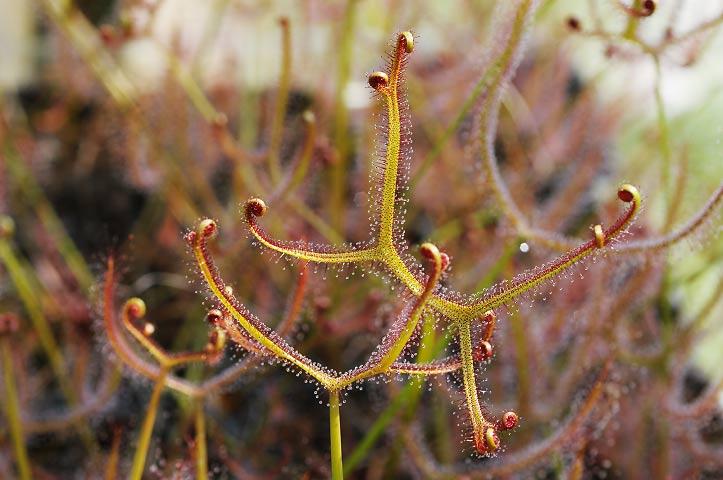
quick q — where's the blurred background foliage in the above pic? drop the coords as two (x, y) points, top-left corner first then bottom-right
(0, 0), (721, 478)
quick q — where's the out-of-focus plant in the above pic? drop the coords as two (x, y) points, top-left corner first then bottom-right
(0, 0), (721, 478)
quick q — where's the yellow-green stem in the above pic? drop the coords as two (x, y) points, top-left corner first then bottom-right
(130, 368), (169, 480)
(330, 390), (344, 480)
(195, 400), (208, 480)
(623, 0), (643, 39)
(458, 321), (489, 441)
(1, 338), (32, 480)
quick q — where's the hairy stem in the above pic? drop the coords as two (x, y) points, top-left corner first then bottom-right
(458, 321), (493, 452)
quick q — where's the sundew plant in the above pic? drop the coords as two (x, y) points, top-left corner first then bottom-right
(1, 0), (722, 479)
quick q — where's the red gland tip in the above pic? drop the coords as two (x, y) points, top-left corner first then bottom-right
(368, 71), (389, 90)
(398, 31), (414, 53)
(566, 16), (581, 31)
(440, 252), (450, 271)
(246, 198), (267, 217)
(206, 309), (223, 326)
(642, 0), (655, 15)
(199, 219), (217, 238)
(125, 298), (146, 319)
(474, 340), (493, 362)
(500, 411), (519, 430)
(617, 184), (638, 203)
(184, 230), (197, 246)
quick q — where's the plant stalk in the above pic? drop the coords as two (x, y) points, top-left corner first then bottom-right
(130, 368), (168, 480)
(329, 390), (344, 480)
(1, 338), (32, 480)
(195, 399), (208, 480)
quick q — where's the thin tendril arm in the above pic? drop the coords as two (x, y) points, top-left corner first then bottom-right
(121, 299), (170, 365)
(375, 243), (443, 371)
(195, 264), (309, 393)
(337, 243), (444, 386)
(400, 358), (611, 478)
(465, 185), (641, 316)
(616, 182), (722, 254)
(122, 299), (224, 368)
(466, 358), (612, 477)
(458, 320), (498, 455)
(188, 219), (336, 387)
(389, 310), (496, 376)
(389, 356), (462, 375)
(371, 32), (414, 245)
(244, 199), (378, 263)
(102, 259), (200, 397)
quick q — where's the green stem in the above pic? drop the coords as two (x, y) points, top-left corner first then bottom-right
(458, 321), (488, 441)
(130, 368), (168, 480)
(194, 400), (208, 480)
(344, 325), (452, 475)
(623, 0), (643, 40)
(1, 338), (32, 480)
(329, 390), (344, 480)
